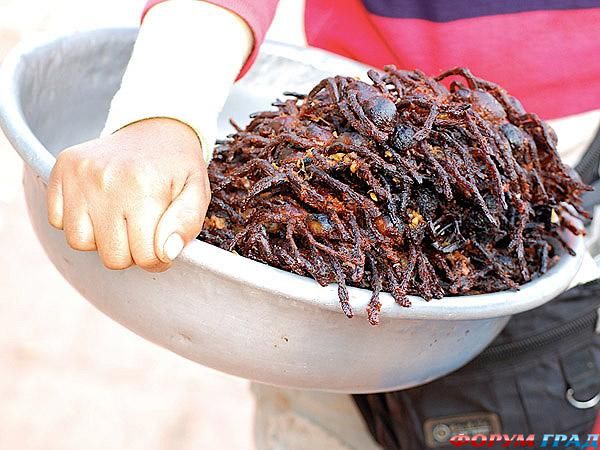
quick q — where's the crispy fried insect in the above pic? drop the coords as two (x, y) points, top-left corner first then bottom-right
(200, 67), (590, 325)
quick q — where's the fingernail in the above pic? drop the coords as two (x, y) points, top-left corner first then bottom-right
(164, 233), (184, 261)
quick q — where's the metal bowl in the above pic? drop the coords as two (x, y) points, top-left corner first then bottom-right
(0, 28), (584, 393)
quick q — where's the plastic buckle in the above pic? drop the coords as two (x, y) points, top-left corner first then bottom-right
(565, 388), (600, 409)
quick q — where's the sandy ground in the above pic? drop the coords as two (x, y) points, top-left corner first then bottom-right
(0, 1), (303, 449)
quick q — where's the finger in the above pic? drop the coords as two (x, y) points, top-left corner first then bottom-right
(63, 207), (96, 251)
(155, 173), (210, 263)
(126, 203), (170, 272)
(93, 213), (133, 270)
(47, 166), (64, 230)
(61, 180), (96, 251)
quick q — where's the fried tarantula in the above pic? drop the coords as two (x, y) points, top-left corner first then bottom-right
(200, 66), (589, 325)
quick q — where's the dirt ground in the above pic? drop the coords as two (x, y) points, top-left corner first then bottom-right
(0, 0), (304, 449)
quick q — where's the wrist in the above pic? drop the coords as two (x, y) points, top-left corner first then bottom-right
(115, 117), (204, 155)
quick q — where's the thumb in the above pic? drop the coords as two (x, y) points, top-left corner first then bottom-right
(155, 174), (210, 263)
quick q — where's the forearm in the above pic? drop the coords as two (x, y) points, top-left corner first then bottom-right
(103, 0), (253, 162)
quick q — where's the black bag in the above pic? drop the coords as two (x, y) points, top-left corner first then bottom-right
(353, 279), (600, 450)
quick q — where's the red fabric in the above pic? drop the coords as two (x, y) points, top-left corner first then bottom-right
(305, 0), (600, 119)
(593, 412), (600, 434)
(143, 0), (279, 78)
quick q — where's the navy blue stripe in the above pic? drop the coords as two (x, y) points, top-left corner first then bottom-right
(362, 0), (600, 22)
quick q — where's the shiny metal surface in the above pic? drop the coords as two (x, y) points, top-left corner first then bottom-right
(0, 28), (584, 392)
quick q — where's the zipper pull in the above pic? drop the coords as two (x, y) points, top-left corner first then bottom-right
(596, 307), (600, 334)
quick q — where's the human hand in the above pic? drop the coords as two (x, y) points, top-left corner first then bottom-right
(47, 118), (211, 272)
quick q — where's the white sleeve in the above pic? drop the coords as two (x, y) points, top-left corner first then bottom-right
(102, 0), (253, 162)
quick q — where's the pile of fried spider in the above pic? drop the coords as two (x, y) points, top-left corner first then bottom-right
(200, 67), (588, 325)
